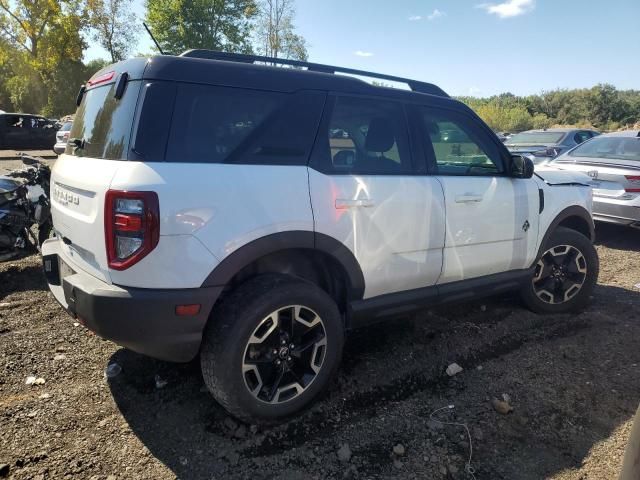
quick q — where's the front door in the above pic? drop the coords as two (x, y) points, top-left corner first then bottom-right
(309, 95), (445, 299)
(416, 106), (540, 284)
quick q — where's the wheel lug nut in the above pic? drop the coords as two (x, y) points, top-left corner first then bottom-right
(272, 349), (278, 355)
(275, 359), (281, 365)
(287, 356), (292, 361)
(289, 344), (295, 349)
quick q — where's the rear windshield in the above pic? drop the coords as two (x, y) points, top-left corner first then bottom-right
(507, 132), (565, 145)
(60, 122), (72, 132)
(66, 80), (141, 159)
(567, 136), (640, 162)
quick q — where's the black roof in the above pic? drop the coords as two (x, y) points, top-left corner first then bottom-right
(89, 51), (461, 109)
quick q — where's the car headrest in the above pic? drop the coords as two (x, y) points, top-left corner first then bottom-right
(365, 117), (395, 153)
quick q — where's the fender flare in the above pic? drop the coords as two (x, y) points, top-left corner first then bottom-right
(200, 231), (365, 301)
(535, 205), (595, 262)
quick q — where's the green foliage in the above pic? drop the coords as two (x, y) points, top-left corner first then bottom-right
(460, 85), (640, 132)
(0, 0), (91, 116)
(145, 0), (257, 55)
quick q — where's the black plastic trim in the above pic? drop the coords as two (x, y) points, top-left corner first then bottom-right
(534, 205), (595, 263)
(348, 268), (533, 329)
(179, 49), (449, 97)
(200, 231), (365, 301)
(539, 188), (545, 213)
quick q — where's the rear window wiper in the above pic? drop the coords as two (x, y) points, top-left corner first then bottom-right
(68, 137), (87, 152)
(67, 137), (87, 149)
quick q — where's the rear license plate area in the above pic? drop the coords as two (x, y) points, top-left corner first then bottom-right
(42, 254), (75, 286)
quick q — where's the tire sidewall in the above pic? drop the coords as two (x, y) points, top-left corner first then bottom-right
(202, 276), (344, 422)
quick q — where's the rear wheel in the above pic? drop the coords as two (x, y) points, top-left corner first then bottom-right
(521, 227), (599, 314)
(200, 274), (344, 423)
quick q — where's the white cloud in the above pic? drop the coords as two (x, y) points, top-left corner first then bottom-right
(468, 86), (482, 96)
(428, 9), (446, 20)
(477, 0), (535, 18)
(354, 50), (374, 57)
(408, 15), (423, 21)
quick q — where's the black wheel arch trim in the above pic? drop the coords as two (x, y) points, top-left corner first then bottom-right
(535, 205), (595, 264)
(200, 231), (366, 301)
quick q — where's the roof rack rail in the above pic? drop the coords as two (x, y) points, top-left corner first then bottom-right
(179, 49), (449, 98)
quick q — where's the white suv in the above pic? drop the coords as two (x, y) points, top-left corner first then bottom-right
(42, 51), (599, 422)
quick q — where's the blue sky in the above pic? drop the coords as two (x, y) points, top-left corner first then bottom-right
(86, 0), (640, 97)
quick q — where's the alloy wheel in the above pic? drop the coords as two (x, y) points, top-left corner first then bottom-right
(242, 305), (327, 404)
(533, 244), (588, 304)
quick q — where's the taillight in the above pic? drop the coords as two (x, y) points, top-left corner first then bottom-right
(63, 132), (70, 140)
(88, 71), (114, 87)
(105, 190), (159, 270)
(625, 175), (640, 193)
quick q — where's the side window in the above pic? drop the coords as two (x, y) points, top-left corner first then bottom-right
(320, 96), (411, 174)
(574, 131), (591, 144)
(420, 108), (504, 176)
(6, 116), (23, 129)
(166, 84), (283, 164)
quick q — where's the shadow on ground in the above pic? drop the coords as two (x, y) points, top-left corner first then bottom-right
(0, 263), (47, 300)
(108, 281), (640, 479)
(595, 222), (640, 253)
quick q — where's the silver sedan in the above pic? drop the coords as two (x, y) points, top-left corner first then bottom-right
(548, 130), (640, 228)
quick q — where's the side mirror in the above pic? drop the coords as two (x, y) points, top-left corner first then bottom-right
(511, 154), (534, 179)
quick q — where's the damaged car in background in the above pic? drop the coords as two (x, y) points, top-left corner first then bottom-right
(542, 131), (640, 229)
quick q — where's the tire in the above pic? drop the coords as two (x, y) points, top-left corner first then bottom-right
(521, 227), (599, 314)
(200, 274), (344, 423)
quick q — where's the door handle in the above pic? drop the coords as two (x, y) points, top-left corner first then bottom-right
(455, 194), (483, 203)
(335, 198), (375, 209)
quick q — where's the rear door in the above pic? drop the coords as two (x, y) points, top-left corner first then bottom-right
(416, 106), (540, 284)
(308, 95), (445, 299)
(51, 78), (142, 282)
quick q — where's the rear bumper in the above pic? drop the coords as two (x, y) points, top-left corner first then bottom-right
(593, 197), (640, 226)
(53, 143), (66, 155)
(41, 239), (223, 362)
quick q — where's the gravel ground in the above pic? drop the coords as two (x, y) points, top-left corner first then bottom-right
(1, 223), (639, 480)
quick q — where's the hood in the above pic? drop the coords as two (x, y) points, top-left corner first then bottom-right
(534, 165), (593, 186)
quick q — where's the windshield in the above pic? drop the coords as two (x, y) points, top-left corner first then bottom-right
(507, 132), (565, 145)
(567, 136), (640, 162)
(60, 122), (72, 132)
(66, 80), (141, 159)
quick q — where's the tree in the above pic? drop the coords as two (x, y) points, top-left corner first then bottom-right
(0, 0), (86, 114)
(255, 0), (307, 60)
(145, 0), (257, 55)
(88, 0), (137, 62)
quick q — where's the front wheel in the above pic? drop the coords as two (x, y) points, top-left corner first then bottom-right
(200, 274), (344, 423)
(521, 227), (599, 314)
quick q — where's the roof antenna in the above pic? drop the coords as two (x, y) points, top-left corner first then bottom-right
(143, 22), (164, 55)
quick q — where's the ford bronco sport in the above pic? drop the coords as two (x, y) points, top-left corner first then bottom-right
(42, 51), (599, 422)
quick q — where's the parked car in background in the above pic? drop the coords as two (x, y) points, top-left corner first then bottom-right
(505, 128), (600, 165)
(545, 131), (640, 228)
(0, 113), (57, 149)
(53, 121), (73, 154)
(495, 131), (511, 143)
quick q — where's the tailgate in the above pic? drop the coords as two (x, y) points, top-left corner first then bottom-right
(51, 155), (120, 283)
